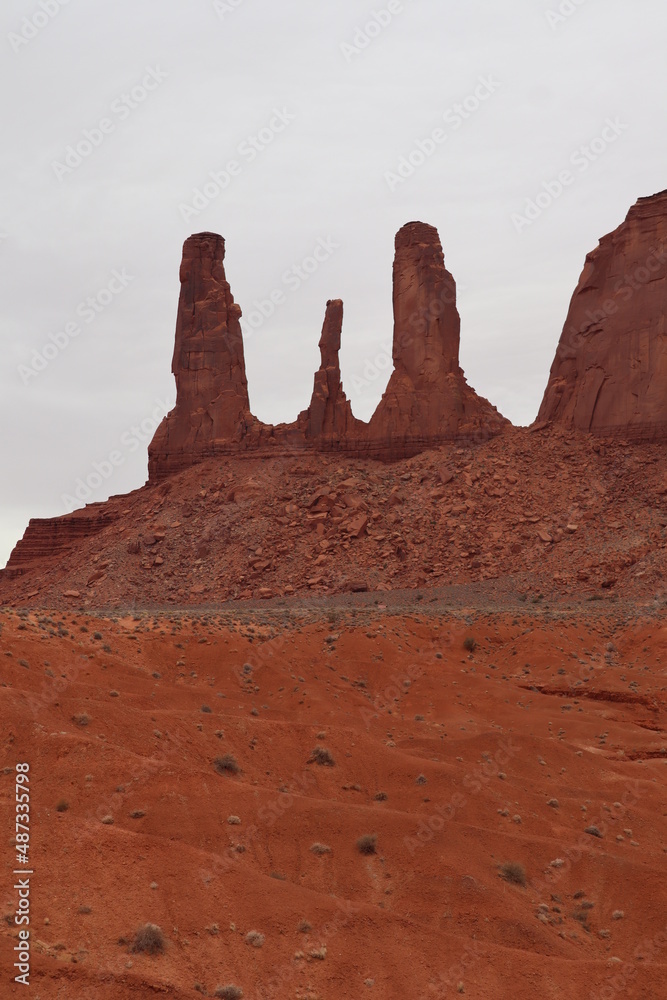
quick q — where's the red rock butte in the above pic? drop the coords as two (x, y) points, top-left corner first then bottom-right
(3, 191), (667, 592)
(147, 221), (507, 480)
(537, 189), (667, 438)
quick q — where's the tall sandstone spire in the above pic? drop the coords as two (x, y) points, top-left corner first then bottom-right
(148, 232), (258, 480)
(297, 298), (363, 447)
(367, 222), (506, 454)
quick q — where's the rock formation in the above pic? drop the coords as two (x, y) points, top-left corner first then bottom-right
(3, 506), (118, 579)
(148, 232), (260, 480)
(297, 299), (363, 447)
(537, 190), (667, 438)
(148, 222), (506, 479)
(367, 222), (506, 454)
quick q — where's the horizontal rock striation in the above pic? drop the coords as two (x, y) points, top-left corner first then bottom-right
(4, 507), (119, 578)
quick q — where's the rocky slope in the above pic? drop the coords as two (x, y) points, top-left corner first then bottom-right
(3, 426), (667, 609)
(537, 190), (667, 438)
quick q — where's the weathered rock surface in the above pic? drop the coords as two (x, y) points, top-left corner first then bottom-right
(297, 299), (363, 447)
(148, 223), (507, 479)
(148, 232), (261, 480)
(367, 222), (507, 455)
(537, 190), (667, 438)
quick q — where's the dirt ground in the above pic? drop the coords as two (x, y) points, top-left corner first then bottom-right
(1, 596), (666, 998)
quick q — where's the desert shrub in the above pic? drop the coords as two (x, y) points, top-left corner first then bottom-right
(310, 843), (332, 855)
(585, 825), (603, 838)
(309, 746), (335, 766)
(463, 637), (477, 652)
(72, 713), (90, 726)
(356, 834), (377, 855)
(201, 705), (212, 713)
(130, 810), (145, 819)
(56, 799), (69, 813)
(130, 923), (165, 955)
(416, 774), (427, 785)
(298, 920), (312, 933)
(499, 861), (526, 887)
(245, 930), (265, 947)
(214, 986), (243, 999)
(374, 791), (388, 801)
(214, 754), (240, 775)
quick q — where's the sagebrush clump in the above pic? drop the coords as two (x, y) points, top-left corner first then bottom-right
(214, 754), (240, 775)
(214, 986), (243, 1000)
(310, 843), (332, 855)
(309, 746), (335, 766)
(130, 923), (165, 955)
(356, 834), (377, 855)
(499, 861), (527, 887)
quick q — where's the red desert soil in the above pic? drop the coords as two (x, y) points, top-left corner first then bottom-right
(1, 601), (666, 998)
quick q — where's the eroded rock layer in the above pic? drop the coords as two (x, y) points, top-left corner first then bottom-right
(537, 190), (667, 438)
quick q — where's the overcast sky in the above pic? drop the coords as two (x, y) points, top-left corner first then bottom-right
(1, 0), (666, 568)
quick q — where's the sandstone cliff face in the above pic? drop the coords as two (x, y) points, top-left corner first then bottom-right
(148, 233), (260, 480)
(537, 190), (667, 438)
